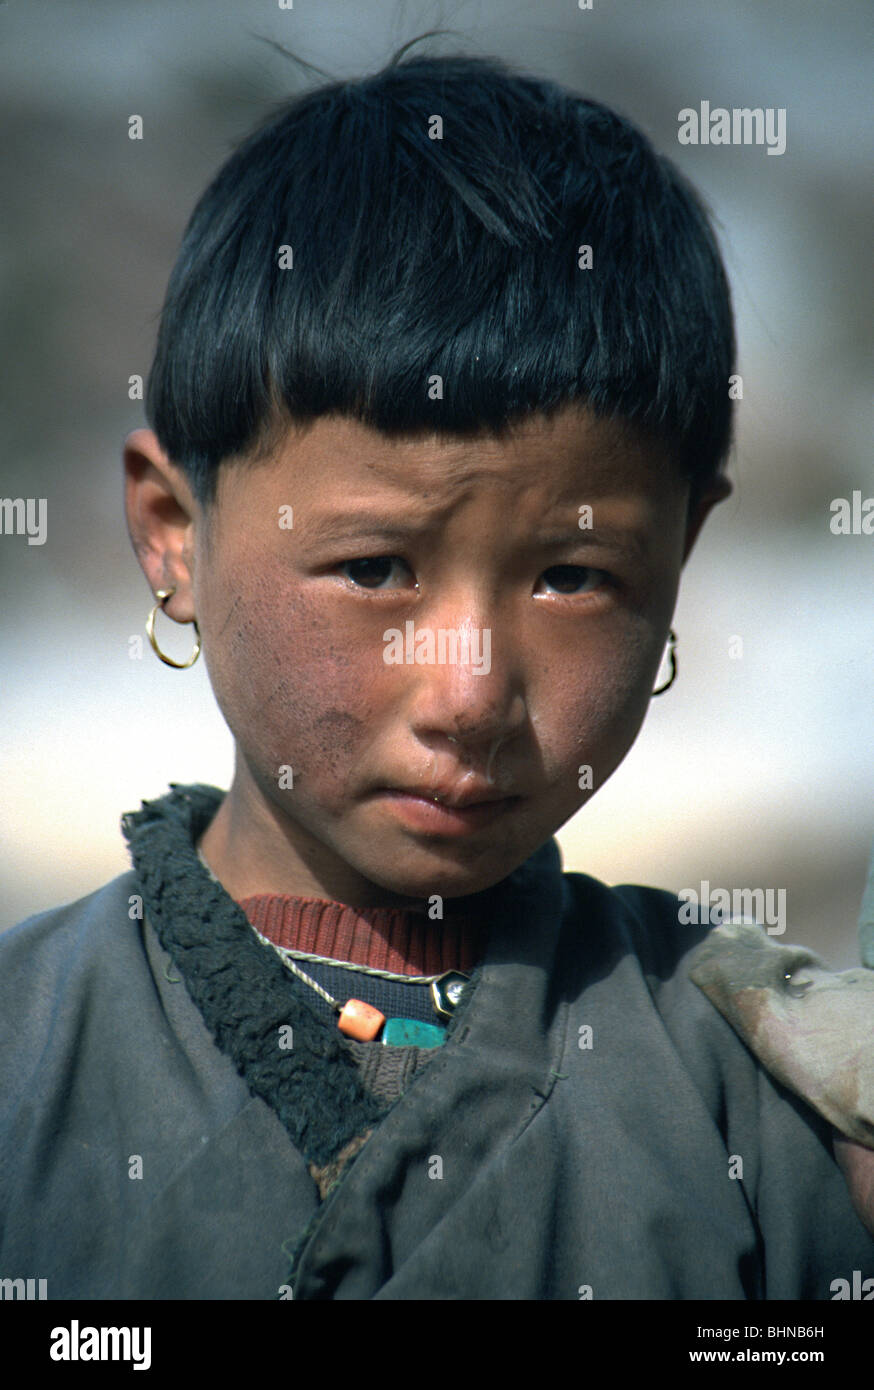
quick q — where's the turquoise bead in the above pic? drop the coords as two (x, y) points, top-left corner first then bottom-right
(381, 1017), (446, 1048)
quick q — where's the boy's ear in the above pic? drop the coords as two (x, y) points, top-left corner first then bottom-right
(123, 429), (201, 622)
(682, 473), (733, 565)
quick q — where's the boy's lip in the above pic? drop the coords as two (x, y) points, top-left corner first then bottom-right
(379, 781), (517, 809)
(369, 787), (521, 836)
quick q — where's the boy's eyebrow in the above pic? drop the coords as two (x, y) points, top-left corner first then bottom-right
(534, 527), (652, 563)
(301, 513), (653, 562)
(301, 512), (430, 545)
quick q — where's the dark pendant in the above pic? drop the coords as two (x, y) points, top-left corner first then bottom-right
(382, 1017), (446, 1048)
(430, 970), (471, 1020)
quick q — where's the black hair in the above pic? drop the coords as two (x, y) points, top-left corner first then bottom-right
(146, 51), (736, 507)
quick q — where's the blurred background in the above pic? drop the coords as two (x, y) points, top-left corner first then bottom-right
(1, 0), (871, 963)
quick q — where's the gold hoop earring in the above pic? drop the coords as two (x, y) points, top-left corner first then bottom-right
(652, 628), (677, 697)
(146, 587), (202, 669)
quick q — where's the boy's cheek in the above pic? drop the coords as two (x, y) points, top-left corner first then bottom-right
(208, 644), (379, 796)
(533, 635), (656, 775)
(198, 583), (375, 774)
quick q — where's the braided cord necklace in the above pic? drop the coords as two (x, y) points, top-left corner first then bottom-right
(249, 923), (470, 1046)
(198, 849), (469, 1047)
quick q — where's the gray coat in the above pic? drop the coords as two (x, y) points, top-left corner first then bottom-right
(1, 837), (872, 1299)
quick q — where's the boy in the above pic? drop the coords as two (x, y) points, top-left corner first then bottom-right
(1, 51), (871, 1299)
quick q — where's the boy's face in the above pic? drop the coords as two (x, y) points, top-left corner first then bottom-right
(125, 407), (728, 905)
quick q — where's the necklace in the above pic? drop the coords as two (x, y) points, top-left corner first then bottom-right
(196, 848), (470, 1047)
(267, 946), (441, 985)
(251, 925), (470, 1047)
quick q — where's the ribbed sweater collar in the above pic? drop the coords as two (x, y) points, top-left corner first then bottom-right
(239, 894), (483, 976)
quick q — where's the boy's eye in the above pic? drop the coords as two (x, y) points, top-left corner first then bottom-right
(340, 556), (414, 590)
(538, 564), (608, 595)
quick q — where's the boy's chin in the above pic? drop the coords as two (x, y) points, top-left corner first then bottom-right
(353, 846), (529, 905)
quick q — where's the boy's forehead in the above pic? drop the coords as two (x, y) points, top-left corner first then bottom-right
(221, 405), (677, 509)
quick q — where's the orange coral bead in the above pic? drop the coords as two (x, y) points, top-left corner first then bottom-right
(337, 998), (385, 1041)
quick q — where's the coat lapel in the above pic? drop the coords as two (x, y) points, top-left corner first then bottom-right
(289, 838), (569, 1298)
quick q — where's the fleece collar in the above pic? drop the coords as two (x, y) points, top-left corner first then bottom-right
(121, 782), (556, 1170)
(122, 783), (386, 1167)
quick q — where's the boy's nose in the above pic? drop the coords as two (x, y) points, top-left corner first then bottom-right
(403, 617), (529, 760)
